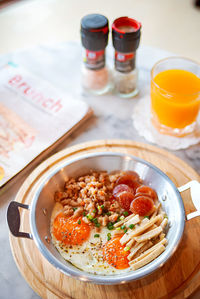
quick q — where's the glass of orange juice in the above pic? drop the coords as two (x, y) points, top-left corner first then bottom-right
(151, 57), (200, 137)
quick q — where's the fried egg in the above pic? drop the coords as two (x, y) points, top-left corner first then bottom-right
(50, 203), (131, 275)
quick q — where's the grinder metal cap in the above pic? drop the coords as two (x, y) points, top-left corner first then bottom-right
(81, 14), (109, 51)
(112, 17), (141, 53)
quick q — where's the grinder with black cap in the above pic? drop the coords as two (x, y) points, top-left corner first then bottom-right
(81, 14), (111, 95)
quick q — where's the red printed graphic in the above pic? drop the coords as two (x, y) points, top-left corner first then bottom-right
(8, 75), (63, 114)
(86, 50), (105, 60)
(0, 103), (36, 158)
(115, 52), (135, 62)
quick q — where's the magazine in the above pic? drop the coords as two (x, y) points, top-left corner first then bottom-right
(0, 62), (92, 187)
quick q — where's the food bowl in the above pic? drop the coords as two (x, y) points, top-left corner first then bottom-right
(7, 152), (196, 285)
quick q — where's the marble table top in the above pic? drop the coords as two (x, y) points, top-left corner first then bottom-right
(0, 42), (199, 299)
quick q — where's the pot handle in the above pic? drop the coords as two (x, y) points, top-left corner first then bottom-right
(178, 180), (200, 221)
(7, 201), (33, 239)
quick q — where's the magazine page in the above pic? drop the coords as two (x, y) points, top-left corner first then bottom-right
(0, 62), (91, 187)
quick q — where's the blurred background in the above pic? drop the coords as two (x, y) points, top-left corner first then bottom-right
(0, 0), (200, 60)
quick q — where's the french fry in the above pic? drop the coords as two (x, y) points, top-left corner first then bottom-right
(133, 215), (162, 236)
(120, 232), (133, 245)
(155, 214), (164, 226)
(118, 197), (168, 270)
(130, 244), (165, 270)
(123, 215), (162, 243)
(120, 215), (162, 245)
(158, 237), (167, 246)
(125, 214), (140, 227)
(120, 219), (148, 245)
(134, 241), (153, 259)
(126, 238), (135, 249)
(146, 224), (157, 232)
(114, 214), (139, 227)
(141, 217), (150, 224)
(151, 211), (157, 219)
(130, 238), (167, 264)
(151, 201), (161, 218)
(161, 218), (168, 230)
(128, 242), (145, 260)
(158, 233), (165, 241)
(134, 226), (163, 243)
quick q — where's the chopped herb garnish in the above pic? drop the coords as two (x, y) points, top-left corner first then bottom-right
(129, 224), (135, 229)
(101, 205), (105, 209)
(83, 211), (86, 216)
(121, 225), (126, 230)
(116, 227), (121, 231)
(144, 216), (150, 219)
(107, 233), (111, 241)
(90, 217), (100, 227)
(124, 229), (128, 233)
(93, 209), (97, 213)
(87, 214), (93, 220)
(124, 246), (130, 251)
(77, 220), (81, 225)
(94, 234), (100, 238)
(107, 222), (114, 230)
(106, 212), (111, 216)
(123, 211), (129, 216)
(120, 215), (125, 220)
(73, 207), (77, 211)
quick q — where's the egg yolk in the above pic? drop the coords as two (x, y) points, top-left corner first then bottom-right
(52, 212), (91, 245)
(103, 237), (130, 269)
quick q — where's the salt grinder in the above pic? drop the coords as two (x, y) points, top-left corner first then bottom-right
(80, 14), (111, 95)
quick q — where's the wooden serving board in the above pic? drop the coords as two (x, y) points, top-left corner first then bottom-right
(9, 140), (200, 299)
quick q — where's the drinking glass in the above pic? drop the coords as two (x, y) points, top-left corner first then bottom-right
(151, 57), (200, 137)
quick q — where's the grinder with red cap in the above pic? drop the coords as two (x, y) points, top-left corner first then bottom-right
(112, 17), (141, 98)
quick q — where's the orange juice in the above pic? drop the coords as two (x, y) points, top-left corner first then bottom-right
(151, 69), (200, 130)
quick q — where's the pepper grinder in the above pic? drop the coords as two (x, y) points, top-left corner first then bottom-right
(112, 17), (141, 98)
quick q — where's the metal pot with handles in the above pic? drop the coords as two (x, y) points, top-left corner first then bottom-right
(7, 152), (200, 285)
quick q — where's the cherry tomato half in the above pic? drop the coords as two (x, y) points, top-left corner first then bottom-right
(116, 191), (135, 211)
(116, 174), (141, 193)
(113, 184), (133, 198)
(130, 196), (154, 216)
(136, 185), (158, 201)
(125, 171), (140, 180)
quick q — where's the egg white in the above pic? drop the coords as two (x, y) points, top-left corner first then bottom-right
(50, 203), (131, 275)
